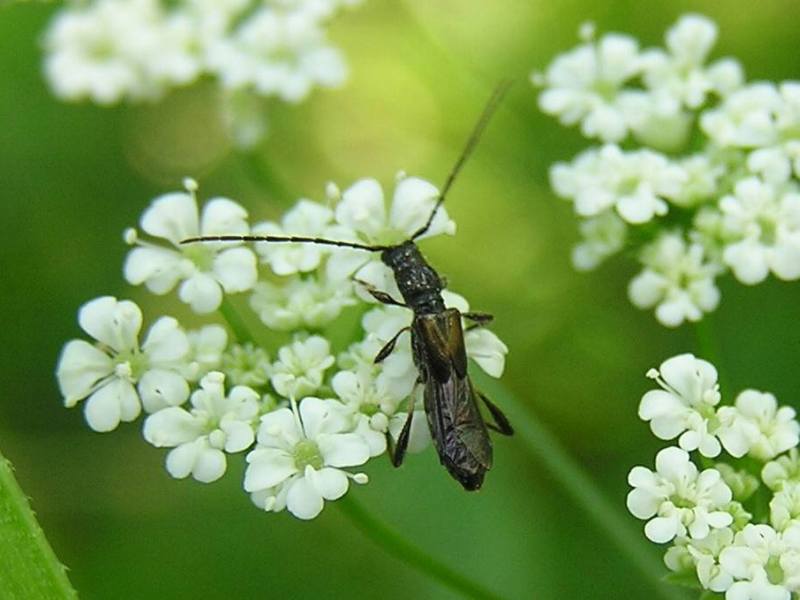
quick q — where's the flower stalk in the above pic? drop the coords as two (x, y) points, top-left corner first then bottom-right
(0, 449), (77, 600)
(472, 371), (685, 600)
(338, 494), (504, 600)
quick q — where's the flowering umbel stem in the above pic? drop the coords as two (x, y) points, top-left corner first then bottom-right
(338, 494), (503, 600)
(472, 371), (685, 600)
(0, 449), (77, 599)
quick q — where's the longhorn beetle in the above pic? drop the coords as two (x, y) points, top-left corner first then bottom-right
(182, 82), (514, 490)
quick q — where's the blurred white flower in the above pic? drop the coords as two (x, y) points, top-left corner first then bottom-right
(244, 397), (370, 519)
(720, 524), (800, 599)
(144, 371), (260, 482)
(124, 180), (257, 313)
(535, 29), (642, 142)
(640, 14), (743, 110)
(628, 233), (721, 327)
(550, 145), (687, 224)
(571, 211), (627, 271)
(42, 0), (363, 146)
(57, 296), (190, 432)
(701, 83), (783, 148)
(270, 335), (335, 398)
(250, 275), (356, 331)
(627, 446), (733, 543)
(207, 6), (347, 102)
(638, 353), (722, 456)
(719, 177), (800, 284)
(717, 390), (800, 461)
(43, 0), (199, 104)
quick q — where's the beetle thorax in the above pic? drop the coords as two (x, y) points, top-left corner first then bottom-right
(381, 241), (445, 314)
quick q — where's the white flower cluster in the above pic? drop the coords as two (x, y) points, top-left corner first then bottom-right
(627, 353), (800, 598)
(56, 175), (509, 519)
(535, 14), (800, 327)
(43, 0), (362, 147)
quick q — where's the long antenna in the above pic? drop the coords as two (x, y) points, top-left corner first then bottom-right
(411, 80), (513, 241)
(180, 234), (390, 252)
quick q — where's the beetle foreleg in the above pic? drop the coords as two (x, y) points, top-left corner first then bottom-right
(354, 279), (407, 307)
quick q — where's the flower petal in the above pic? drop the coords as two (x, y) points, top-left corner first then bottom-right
(141, 192), (199, 245)
(79, 296), (142, 353)
(318, 433), (370, 468)
(286, 473), (325, 520)
(56, 340), (113, 406)
(178, 273), (223, 314)
(84, 378), (140, 432)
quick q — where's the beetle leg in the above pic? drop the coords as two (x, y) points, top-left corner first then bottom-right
(386, 393), (417, 467)
(374, 326), (411, 363)
(478, 392), (513, 436)
(463, 311), (494, 330)
(354, 278), (407, 307)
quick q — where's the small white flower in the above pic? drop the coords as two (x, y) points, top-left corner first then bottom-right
(571, 211), (627, 271)
(719, 177), (800, 285)
(206, 6), (346, 103)
(638, 353), (722, 456)
(717, 390), (800, 461)
(124, 182), (258, 313)
(56, 296), (191, 432)
(270, 335), (335, 398)
(183, 324), (228, 381)
(244, 397), (370, 519)
(627, 446), (733, 543)
(550, 145), (687, 224)
(719, 523), (800, 599)
(252, 199), (334, 276)
(771, 482), (800, 532)
(249, 275), (356, 331)
(43, 0), (165, 104)
(144, 372), (260, 482)
(763, 449), (800, 492)
(331, 369), (429, 457)
(629, 233), (721, 327)
(535, 30), (642, 142)
(701, 83), (783, 148)
(222, 343), (271, 388)
(325, 175), (455, 285)
(666, 528), (736, 593)
(715, 464), (760, 503)
(671, 154), (726, 208)
(640, 14), (743, 110)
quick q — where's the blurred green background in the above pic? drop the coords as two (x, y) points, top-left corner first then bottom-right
(2, 0), (800, 598)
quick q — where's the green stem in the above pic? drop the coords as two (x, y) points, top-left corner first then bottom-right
(338, 494), (503, 600)
(0, 449), (77, 599)
(693, 316), (731, 395)
(219, 297), (254, 345)
(472, 372), (686, 600)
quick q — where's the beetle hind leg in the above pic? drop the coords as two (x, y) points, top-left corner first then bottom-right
(478, 392), (513, 436)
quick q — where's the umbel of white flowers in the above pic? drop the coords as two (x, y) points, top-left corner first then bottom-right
(534, 13), (800, 327)
(627, 353), (800, 599)
(56, 176), (509, 519)
(42, 0), (363, 147)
